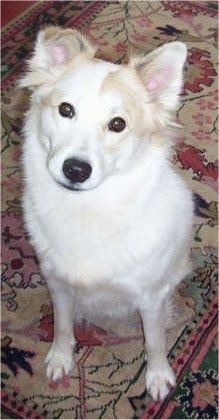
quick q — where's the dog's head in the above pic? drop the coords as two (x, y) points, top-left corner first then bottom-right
(21, 26), (187, 191)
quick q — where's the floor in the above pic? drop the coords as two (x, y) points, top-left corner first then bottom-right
(1, 0), (36, 26)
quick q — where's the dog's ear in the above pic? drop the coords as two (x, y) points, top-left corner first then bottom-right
(130, 42), (187, 110)
(20, 26), (96, 88)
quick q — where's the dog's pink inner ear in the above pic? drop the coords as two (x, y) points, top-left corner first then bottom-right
(146, 68), (172, 94)
(51, 44), (68, 65)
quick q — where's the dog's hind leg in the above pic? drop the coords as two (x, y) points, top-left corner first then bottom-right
(44, 276), (75, 382)
(140, 292), (176, 401)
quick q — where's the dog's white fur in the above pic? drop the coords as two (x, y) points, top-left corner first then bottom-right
(21, 27), (193, 401)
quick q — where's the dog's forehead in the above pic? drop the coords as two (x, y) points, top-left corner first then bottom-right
(43, 59), (139, 117)
(58, 59), (120, 95)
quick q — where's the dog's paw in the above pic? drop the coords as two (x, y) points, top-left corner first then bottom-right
(45, 343), (74, 382)
(146, 365), (176, 401)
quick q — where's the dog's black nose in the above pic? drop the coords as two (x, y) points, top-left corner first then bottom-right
(62, 158), (92, 184)
(63, 158), (92, 184)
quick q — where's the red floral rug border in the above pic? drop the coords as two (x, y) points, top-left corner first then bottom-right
(141, 295), (218, 418)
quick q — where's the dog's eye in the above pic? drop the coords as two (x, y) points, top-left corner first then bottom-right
(108, 117), (126, 133)
(59, 102), (75, 118)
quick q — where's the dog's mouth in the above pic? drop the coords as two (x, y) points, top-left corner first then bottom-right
(57, 181), (84, 192)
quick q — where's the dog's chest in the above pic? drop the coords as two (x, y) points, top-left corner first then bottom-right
(40, 195), (150, 283)
(30, 176), (174, 284)
(48, 208), (137, 279)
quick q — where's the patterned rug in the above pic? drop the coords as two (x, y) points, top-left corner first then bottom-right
(1, 1), (218, 419)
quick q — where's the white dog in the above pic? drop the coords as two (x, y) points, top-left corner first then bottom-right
(20, 27), (193, 401)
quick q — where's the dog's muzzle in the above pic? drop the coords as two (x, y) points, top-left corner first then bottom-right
(62, 158), (92, 187)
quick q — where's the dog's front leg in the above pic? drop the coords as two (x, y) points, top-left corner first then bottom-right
(140, 297), (175, 401)
(44, 276), (75, 382)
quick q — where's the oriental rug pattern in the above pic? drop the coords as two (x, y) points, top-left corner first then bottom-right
(1, 1), (218, 419)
